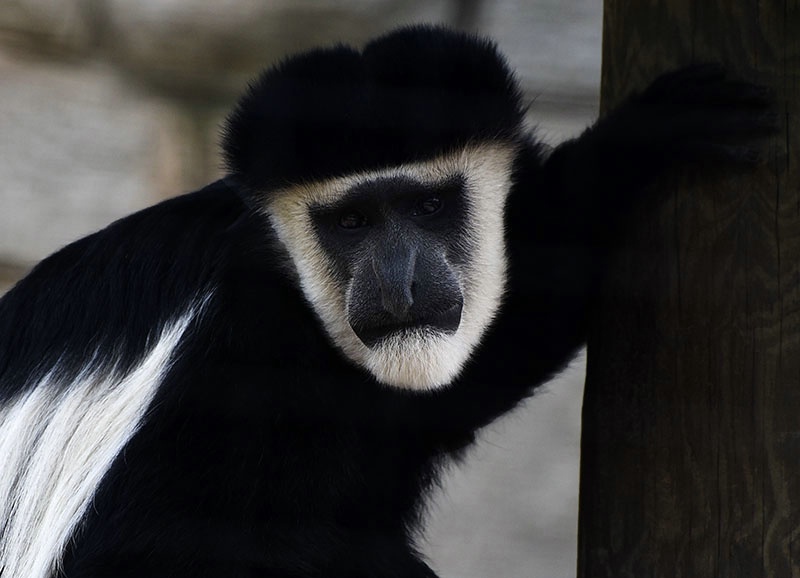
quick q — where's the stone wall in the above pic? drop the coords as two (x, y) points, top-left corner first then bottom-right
(0, 0), (599, 283)
(0, 2), (601, 576)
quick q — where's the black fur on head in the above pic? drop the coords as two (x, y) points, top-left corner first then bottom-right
(221, 25), (526, 194)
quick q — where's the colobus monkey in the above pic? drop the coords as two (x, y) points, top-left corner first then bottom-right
(0, 25), (774, 578)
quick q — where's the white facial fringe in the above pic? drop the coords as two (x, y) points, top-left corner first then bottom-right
(0, 299), (205, 578)
(268, 143), (516, 390)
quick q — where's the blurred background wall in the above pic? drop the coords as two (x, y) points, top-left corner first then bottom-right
(0, 1), (601, 576)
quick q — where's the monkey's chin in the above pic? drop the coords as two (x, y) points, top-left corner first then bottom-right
(359, 327), (471, 391)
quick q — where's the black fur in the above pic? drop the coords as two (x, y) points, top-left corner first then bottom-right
(221, 26), (526, 194)
(0, 25), (774, 578)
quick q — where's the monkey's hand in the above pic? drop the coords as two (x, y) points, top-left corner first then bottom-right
(604, 64), (776, 163)
(540, 64), (778, 221)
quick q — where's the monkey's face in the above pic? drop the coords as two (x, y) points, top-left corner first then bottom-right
(266, 143), (516, 390)
(312, 174), (466, 347)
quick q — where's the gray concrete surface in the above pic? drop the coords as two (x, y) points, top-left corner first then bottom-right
(425, 353), (586, 578)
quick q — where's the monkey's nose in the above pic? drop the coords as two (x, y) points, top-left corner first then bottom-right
(379, 283), (414, 320)
(371, 244), (417, 320)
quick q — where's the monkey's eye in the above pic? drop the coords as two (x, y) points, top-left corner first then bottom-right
(338, 210), (368, 230)
(413, 196), (443, 217)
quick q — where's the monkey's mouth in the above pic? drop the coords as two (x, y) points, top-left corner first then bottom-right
(352, 303), (463, 349)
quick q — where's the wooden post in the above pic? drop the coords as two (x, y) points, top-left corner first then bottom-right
(578, 2), (799, 577)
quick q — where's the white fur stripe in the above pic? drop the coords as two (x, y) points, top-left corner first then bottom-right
(0, 300), (205, 578)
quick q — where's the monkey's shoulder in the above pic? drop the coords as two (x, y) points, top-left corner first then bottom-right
(0, 180), (280, 397)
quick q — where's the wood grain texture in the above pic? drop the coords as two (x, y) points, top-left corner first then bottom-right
(579, 1), (800, 577)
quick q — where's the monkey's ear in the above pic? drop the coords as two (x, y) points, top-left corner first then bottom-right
(221, 25), (527, 198)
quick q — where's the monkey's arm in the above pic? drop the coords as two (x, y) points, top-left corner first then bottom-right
(542, 64), (775, 225)
(434, 66), (776, 440)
